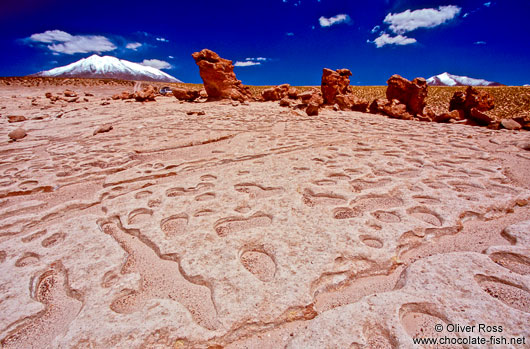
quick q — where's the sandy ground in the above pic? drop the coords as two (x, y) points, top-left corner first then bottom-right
(0, 83), (529, 348)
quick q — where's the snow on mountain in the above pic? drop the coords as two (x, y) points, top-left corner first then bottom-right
(427, 72), (502, 87)
(33, 55), (182, 83)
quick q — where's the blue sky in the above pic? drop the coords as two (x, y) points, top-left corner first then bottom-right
(0, 0), (528, 85)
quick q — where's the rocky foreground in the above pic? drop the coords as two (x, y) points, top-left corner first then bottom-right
(0, 78), (529, 348)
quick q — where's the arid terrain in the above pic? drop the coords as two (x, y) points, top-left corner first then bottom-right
(1, 77), (529, 348)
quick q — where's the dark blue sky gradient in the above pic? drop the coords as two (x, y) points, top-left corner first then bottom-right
(0, 0), (528, 85)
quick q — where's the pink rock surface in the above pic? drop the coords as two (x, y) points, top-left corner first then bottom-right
(0, 81), (529, 348)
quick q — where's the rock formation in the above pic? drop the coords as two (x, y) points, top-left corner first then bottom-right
(262, 84), (291, 101)
(321, 68), (369, 112)
(321, 68), (352, 104)
(449, 86), (495, 125)
(386, 75), (428, 116)
(134, 85), (157, 102)
(192, 49), (252, 101)
(173, 88), (200, 102)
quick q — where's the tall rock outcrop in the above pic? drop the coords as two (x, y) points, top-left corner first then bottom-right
(321, 68), (368, 112)
(192, 49), (252, 101)
(386, 75), (428, 116)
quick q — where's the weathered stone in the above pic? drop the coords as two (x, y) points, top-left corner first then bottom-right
(433, 110), (462, 123)
(173, 88), (200, 102)
(279, 97), (291, 107)
(386, 75), (428, 115)
(93, 124), (113, 135)
(262, 84), (290, 101)
(464, 86), (494, 112)
(134, 86), (156, 102)
(287, 87), (298, 99)
(7, 115), (26, 123)
(500, 119), (522, 130)
(449, 91), (466, 111)
(192, 49), (252, 101)
(64, 90), (77, 97)
(8, 128), (26, 141)
(469, 108), (493, 125)
(321, 68), (352, 104)
(306, 104), (319, 116)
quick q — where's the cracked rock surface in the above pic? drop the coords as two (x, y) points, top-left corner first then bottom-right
(1, 82), (529, 348)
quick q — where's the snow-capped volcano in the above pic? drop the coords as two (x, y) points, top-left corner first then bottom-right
(427, 72), (502, 86)
(32, 55), (181, 83)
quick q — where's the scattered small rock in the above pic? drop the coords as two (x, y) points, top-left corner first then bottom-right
(500, 119), (522, 130)
(93, 124), (113, 135)
(7, 115), (26, 123)
(64, 90), (77, 97)
(8, 128), (26, 141)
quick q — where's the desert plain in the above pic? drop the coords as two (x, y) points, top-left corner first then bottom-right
(0, 77), (529, 348)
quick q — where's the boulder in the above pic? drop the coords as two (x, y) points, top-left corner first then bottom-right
(173, 88), (200, 102)
(299, 90), (318, 103)
(8, 128), (26, 141)
(449, 87), (496, 125)
(383, 99), (413, 120)
(469, 108), (493, 125)
(500, 119), (522, 130)
(449, 91), (466, 112)
(7, 115), (26, 123)
(112, 92), (134, 100)
(287, 87), (299, 99)
(262, 84), (290, 101)
(321, 68), (352, 104)
(335, 94), (368, 112)
(279, 97), (291, 107)
(93, 124), (113, 135)
(386, 75), (427, 115)
(464, 86), (494, 111)
(306, 104), (319, 116)
(134, 86), (156, 102)
(64, 90), (77, 97)
(192, 49), (252, 101)
(433, 109), (463, 123)
(369, 98), (412, 120)
(369, 98), (388, 115)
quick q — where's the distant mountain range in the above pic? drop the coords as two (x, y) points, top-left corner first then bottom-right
(426, 72), (502, 86)
(32, 55), (181, 83)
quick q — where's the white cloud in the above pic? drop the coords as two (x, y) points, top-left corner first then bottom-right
(373, 33), (417, 48)
(245, 57), (268, 61)
(156, 37), (169, 42)
(168, 55), (174, 59)
(29, 30), (116, 54)
(371, 25), (380, 34)
(319, 14), (351, 27)
(126, 42), (142, 50)
(384, 5), (461, 34)
(484, 2), (491, 7)
(30, 30), (73, 43)
(234, 61), (261, 67)
(141, 59), (172, 70)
